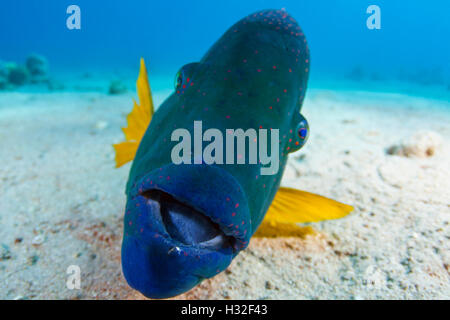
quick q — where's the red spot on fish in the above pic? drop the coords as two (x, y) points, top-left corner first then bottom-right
(235, 203), (239, 208)
(232, 212), (236, 217)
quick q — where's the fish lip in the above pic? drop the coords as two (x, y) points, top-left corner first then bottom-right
(131, 164), (252, 252)
(134, 187), (243, 254)
(121, 230), (233, 299)
(139, 189), (236, 252)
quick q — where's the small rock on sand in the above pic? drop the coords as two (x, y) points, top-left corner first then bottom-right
(8, 64), (29, 86)
(95, 121), (109, 130)
(108, 80), (127, 95)
(31, 235), (45, 246)
(386, 130), (443, 158)
(25, 54), (48, 82)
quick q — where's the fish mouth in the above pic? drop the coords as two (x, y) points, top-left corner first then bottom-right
(121, 164), (251, 298)
(141, 189), (235, 252)
(129, 164), (252, 252)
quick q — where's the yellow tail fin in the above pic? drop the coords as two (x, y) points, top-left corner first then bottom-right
(113, 58), (154, 168)
(254, 187), (353, 238)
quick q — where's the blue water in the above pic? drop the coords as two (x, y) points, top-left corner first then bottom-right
(1, 0), (449, 96)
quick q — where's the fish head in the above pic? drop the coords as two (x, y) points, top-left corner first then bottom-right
(121, 9), (310, 298)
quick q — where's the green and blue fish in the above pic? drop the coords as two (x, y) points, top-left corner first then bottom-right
(114, 9), (353, 299)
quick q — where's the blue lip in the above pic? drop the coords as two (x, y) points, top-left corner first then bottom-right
(121, 164), (251, 298)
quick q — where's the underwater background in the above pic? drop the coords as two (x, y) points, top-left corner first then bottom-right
(0, 1), (449, 300)
(1, 0), (449, 98)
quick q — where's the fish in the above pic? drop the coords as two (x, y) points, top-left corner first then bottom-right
(113, 9), (353, 299)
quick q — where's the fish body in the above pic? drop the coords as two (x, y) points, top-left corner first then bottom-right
(117, 9), (351, 299)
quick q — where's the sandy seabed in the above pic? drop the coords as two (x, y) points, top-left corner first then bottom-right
(0, 88), (449, 299)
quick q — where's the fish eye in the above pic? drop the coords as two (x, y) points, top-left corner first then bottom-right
(297, 117), (309, 147)
(174, 71), (183, 90)
(174, 63), (199, 94)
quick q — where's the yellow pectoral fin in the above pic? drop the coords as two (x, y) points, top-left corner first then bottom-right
(114, 58), (154, 168)
(255, 187), (353, 238)
(254, 222), (316, 238)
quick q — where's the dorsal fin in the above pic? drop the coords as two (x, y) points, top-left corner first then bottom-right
(113, 58), (154, 167)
